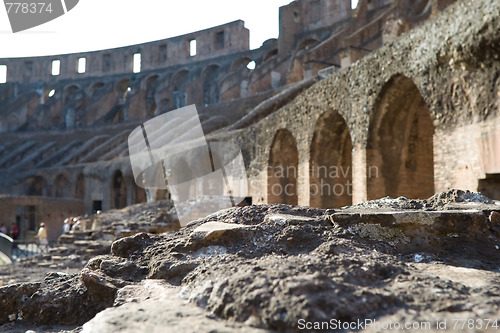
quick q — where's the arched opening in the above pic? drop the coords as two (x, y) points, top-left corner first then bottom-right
(366, 75), (434, 200)
(27, 176), (46, 196)
(268, 129), (299, 205)
(116, 79), (131, 102)
(112, 170), (127, 209)
(202, 64), (221, 106)
(171, 69), (189, 109)
(53, 174), (69, 198)
(310, 110), (352, 208)
(89, 82), (105, 97)
(75, 173), (84, 199)
(64, 85), (80, 103)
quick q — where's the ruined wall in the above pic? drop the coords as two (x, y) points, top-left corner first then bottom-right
(239, 0), (500, 207)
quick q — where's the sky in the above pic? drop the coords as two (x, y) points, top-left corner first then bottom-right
(0, 0), (298, 58)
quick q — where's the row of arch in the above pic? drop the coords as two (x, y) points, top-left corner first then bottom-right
(267, 75), (435, 208)
(25, 170), (147, 211)
(27, 174), (84, 199)
(3, 46), (281, 133)
(44, 50), (279, 106)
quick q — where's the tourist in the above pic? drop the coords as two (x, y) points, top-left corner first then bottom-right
(10, 222), (19, 251)
(35, 223), (48, 253)
(0, 224), (7, 235)
(10, 223), (19, 240)
(62, 218), (71, 234)
(72, 217), (81, 231)
(91, 210), (102, 230)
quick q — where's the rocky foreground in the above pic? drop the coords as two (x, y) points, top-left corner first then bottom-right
(1, 190), (500, 332)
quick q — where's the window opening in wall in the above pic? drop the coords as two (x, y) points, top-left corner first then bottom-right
(77, 57), (86, 73)
(351, 0), (359, 9)
(159, 44), (167, 61)
(189, 39), (197, 57)
(51, 59), (60, 76)
(0, 65), (6, 83)
(247, 61), (256, 70)
(215, 31), (224, 49)
(48, 89), (56, 98)
(133, 53), (141, 73)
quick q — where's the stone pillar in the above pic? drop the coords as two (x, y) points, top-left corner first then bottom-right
(297, 157), (310, 206)
(295, 138), (311, 207)
(352, 145), (367, 204)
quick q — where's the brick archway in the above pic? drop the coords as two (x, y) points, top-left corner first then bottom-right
(112, 170), (127, 209)
(310, 109), (352, 208)
(268, 129), (299, 205)
(366, 75), (434, 200)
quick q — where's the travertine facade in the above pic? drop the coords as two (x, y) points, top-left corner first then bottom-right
(3, 0), (498, 241)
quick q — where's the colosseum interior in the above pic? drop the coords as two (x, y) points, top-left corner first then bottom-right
(1, 0), (499, 242)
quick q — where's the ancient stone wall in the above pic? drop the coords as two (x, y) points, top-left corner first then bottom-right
(239, 0), (500, 207)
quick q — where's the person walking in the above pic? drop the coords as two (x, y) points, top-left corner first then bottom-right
(35, 223), (48, 253)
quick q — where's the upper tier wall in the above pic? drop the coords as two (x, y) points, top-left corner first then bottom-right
(0, 20), (249, 84)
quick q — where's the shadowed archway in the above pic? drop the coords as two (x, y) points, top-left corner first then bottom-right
(268, 129), (299, 205)
(310, 109), (353, 208)
(366, 75), (434, 200)
(112, 170), (127, 209)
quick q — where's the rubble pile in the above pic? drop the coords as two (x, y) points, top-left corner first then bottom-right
(0, 191), (499, 332)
